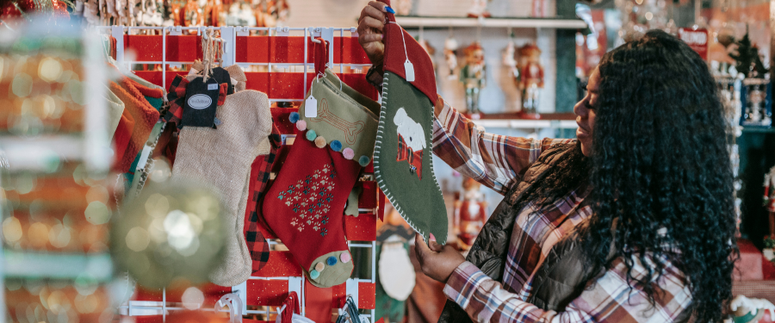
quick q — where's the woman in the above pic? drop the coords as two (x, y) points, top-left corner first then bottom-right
(358, 2), (737, 322)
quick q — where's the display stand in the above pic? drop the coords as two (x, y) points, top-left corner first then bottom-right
(104, 25), (382, 323)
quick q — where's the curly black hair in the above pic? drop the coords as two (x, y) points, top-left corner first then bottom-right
(577, 29), (738, 322)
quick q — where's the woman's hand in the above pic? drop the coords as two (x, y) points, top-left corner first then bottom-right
(357, 1), (387, 66)
(414, 233), (466, 283)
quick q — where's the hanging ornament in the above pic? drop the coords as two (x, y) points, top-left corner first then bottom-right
(111, 178), (227, 289)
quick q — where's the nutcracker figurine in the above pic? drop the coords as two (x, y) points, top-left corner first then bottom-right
(460, 42), (486, 114)
(454, 177), (488, 250)
(517, 43), (544, 115)
(502, 40), (518, 79)
(467, 0), (491, 18)
(444, 37), (459, 80)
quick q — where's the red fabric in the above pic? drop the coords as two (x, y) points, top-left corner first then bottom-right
(763, 256), (775, 280)
(396, 134), (423, 179)
(129, 78), (164, 99)
(112, 106), (136, 171)
(736, 239), (764, 281)
(279, 292), (301, 323)
(109, 79), (161, 172)
(110, 36), (117, 60)
(381, 0), (437, 103)
(261, 127), (360, 273)
(244, 124), (283, 273)
(314, 38), (328, 77)
(217, 83), (228, 105)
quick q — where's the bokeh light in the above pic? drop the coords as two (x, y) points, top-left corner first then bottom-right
(38, 57), (63, 83)
(181, 287), (205, 310)
(3, 216), (23, 243)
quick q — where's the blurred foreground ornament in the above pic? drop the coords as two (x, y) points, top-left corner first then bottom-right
(111, 178), (226, 289)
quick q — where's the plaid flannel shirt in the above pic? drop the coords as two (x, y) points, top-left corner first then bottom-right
(432, 98), (692, 322)
(244, 123), (283, 273)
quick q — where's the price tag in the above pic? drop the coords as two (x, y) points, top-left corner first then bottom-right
(305, 95), (318, 118)
(404, 59), (415, 82)
(181, 77), (220, 128)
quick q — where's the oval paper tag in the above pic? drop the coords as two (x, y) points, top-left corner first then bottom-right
(188, 94), (213, 110)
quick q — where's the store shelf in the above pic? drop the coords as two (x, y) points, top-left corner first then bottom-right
(395, 16), (587, 29)
(467, 112), (579, 129)
(741, 126), (775, 133)
(3, 250), (113, 281)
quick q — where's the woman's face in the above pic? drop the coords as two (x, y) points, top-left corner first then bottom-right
(574, 68), (600, 157)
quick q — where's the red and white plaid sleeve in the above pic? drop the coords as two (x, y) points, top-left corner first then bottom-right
(431, 96), (573, 195)
(443, 257), (692, 323)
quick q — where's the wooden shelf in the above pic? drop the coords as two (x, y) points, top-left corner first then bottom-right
(394, 16), (587, 29)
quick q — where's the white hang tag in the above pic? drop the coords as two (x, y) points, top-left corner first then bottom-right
(404, 59), (415, 82)
(305, 95), (318, 118)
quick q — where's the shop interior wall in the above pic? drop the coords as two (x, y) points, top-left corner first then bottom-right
(280, 0), (567, 224)
(701, 0), (773, 249)
(283, 0), (551, 28)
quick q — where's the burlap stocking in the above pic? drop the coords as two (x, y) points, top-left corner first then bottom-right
(172, 89), (272, 286)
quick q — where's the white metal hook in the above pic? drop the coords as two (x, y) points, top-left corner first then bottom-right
(309, 27), (322, 43)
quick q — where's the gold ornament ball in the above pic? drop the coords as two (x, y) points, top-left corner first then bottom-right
(111, 179), (226, 289)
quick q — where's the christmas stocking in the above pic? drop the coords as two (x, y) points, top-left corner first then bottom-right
(374, 1), (448, 244)
(262, 70), (379, 288)
(172, 89), (272, 286)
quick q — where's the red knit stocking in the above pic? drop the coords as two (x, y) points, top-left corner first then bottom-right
(261, 127), (358, 288)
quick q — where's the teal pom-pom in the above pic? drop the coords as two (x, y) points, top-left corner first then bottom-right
(310, 269), (320, 279)
(289, 112), (300, 123)
(327, 256), (338, 266)
(306, 130), (317, 141)
(330, 140), (342, 152)
(359, 155), (371, 167)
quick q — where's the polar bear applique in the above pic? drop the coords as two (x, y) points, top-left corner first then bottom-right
(394, 107), (426, 179)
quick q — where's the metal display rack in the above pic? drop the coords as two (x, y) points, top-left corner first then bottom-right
(101, 25), (381, 323)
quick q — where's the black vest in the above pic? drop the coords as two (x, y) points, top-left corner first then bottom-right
(438, 144), (602, 322)
(437, 143), (691, 323)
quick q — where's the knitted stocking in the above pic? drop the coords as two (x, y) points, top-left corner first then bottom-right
(172, 89), (272, 286)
